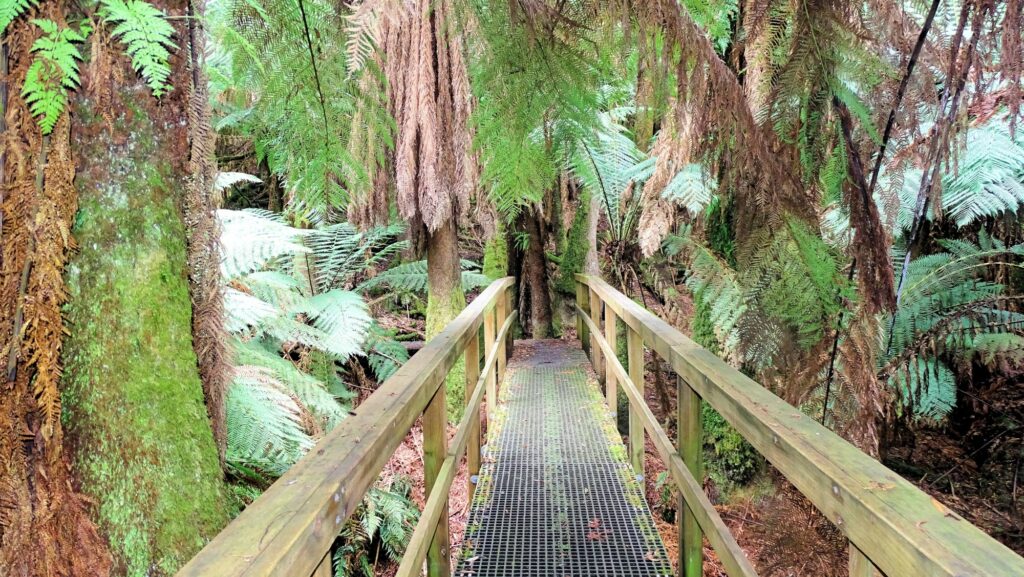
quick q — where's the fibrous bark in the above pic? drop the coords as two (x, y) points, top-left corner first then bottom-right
(0, 8), (112, 576)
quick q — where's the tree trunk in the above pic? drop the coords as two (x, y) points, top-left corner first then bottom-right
(61, 4), (228, 573)
(425, 218), (467, 421)
(0, 11), (112, 575)
(518, 207), (553, 338)
(584, 192), (600, 274)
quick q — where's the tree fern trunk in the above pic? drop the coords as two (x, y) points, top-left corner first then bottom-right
(0, 10), (112, 575)
(61, 3), (228, 573)
(426, 218), (467, 422)
(518, 207), (553, 338)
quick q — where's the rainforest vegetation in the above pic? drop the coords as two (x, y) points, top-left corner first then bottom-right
(1, 0), (1023, 575)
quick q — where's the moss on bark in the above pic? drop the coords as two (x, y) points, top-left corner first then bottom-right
(482, 223), (509, 280)
(554, 195), (589, 296)
(62, 84), (228, 575)
(426, 220), (467, 423)
(426, 285), (467, 423)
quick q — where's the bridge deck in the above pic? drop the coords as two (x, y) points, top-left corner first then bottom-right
(457, 340), (673, 577)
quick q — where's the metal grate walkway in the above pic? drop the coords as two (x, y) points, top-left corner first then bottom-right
(457, 340), (673, 577)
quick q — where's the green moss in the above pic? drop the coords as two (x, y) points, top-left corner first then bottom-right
(426, 286), (467, 423)
(691, 288), (721, 355)
(482, 224), (509, 280)
(692, 288), (760, 494)
(553, 195), (589, 296)
(63, 99), (228, 576)
(702, 402), (762, 493)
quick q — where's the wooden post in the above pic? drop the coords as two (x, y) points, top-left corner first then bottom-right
(577, 281), (591, 358)
(465, 327), (481, 494)
(589, 287), (604, 384)
(422, 383), (450, 577)
(850, 544), (882, 577)
(484, 306), (497, 419)
(604, 306), (618, 408)
(312, 552), (332, 577)
(627, 327), (644, 474)
(678, 376), (703, 577)
(497, 287), (508, 383)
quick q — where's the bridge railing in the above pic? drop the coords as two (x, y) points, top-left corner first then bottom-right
(178, 277), (516, 577)
(575, 274), (1024, 577)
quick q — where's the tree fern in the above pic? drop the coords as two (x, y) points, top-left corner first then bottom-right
(99, 0), (176, 96)
(881, 236), (1024, 420)
(22, 19), (86, 135)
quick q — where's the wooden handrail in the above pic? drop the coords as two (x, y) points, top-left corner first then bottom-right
(576, 274), (1024, 577)
(178, 277), (515, 577)
(577, 305), (758, 577)
(395, 310), (517, 577)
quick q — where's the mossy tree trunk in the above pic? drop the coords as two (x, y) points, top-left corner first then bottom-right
(426, 219), (467, 422)
(514, 206), (553, 338)
(61, 6), (228, 574)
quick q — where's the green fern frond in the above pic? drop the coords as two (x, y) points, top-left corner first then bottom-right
(290, 289), (372, 362)
(0, 0), (37, 35)
(22, 19), (86, 135)
(100, 0), (176, 96)
(233, 338), (348, 430)
(358, 260), (490, 293)
(307, 222), (407, 292)
(365, 323), (409, 382)
(226, 367), (317, 477)
(218, 209), (310, 280)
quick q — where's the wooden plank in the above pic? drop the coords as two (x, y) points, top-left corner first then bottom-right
(395, 312), (516, 577)
(177, 278), (514, 577)
(849, 544), (882, 577)
(483, 306), (497, 421)
(312, 552), (332, 577)
(421, 353), (450, 577)
(575, 275), (1024, 577)
(627, 326), (645, 474)
(589, 287), (604, 384)
(679, 376), (703, 577)
(465, 328), (481, 495)
(578, 307), (758, 577)
(605, 306), (619, 409)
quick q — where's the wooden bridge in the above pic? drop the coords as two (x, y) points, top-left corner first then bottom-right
(179, 276), (1024, 577)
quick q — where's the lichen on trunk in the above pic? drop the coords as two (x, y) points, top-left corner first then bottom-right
(61, 40), (227, 575)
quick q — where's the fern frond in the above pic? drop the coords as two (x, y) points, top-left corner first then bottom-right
(358, 260), (490, 293)
(290, 289), (372, 362)
(100, 0), (177, 96)
(218, 209), (309, 280)
(226, 367), (316, 477)
(22, 19), (86, 135)
(0, 0), (37, 35)
(233, 338), (348, 430)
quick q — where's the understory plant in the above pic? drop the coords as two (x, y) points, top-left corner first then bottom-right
(218, 208), (418, 576)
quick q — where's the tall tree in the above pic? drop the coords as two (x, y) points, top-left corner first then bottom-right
(59, 0), (229, 573)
